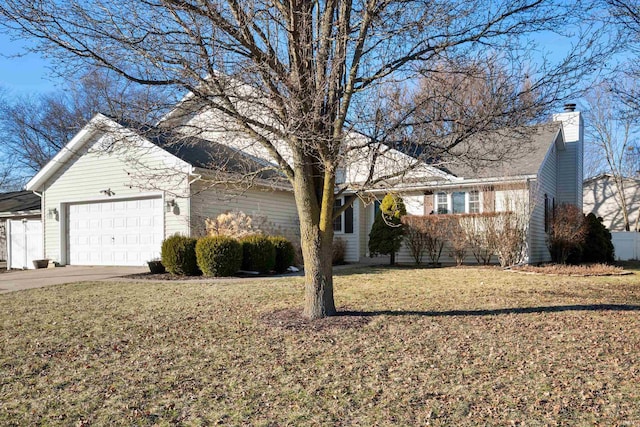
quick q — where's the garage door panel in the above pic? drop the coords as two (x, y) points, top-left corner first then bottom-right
(68, 196), (163, 266)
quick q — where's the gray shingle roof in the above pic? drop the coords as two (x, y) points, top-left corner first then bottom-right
(441, 122), (562, 180)
(0, 191), (41, 214)
(112, 118), (286, 182)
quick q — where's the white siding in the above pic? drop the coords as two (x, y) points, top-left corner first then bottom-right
(553, 111), (584, 208)
(529, 140), (559, 263)
(333, 199), (360, 263)
(403, 195), (424, 215)
(190, 181), (299, 239)
(42, 133), (191, 264)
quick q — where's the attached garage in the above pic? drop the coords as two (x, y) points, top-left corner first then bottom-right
(66, 196), (163, 266)
(24, 114), (300, 267)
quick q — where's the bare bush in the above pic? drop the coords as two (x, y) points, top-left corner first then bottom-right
(400, 216), (429, 264)
(332, 238), (347, 265)
(401, 215), (448, 266)
(445, 217), (468, 266)
(205, 210), (263, 239)
(488, 212), (529, 267)
(458, 214), (495, 265)
(547, 204), (587, 264)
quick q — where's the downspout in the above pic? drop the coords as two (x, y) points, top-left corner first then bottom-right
(32, 190), (45, 261)
(187, 169), (202, 237)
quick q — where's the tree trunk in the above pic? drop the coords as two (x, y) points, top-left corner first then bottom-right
(390, 251), (395, 265)
(292, 163), (337, 319)
(299, 215), (336, 319)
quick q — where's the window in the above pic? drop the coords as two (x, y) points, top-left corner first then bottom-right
(436, 192), (448, 214)
(469, 191), (480, 213)
(434, 190), (481, 214)
(544, 194), (549, 232)
(333, 198), (343, 232)
(333, 197), (354, 234)
(452, 192), (465, 214)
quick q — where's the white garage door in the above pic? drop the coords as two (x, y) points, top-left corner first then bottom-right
(8, 219), (43, 269)
(68, 197), (163, 266)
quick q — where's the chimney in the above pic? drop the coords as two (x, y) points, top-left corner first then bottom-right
(553, 104), (582, 144)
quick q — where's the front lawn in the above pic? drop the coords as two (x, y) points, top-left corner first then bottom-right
(2, 266), (640, 425)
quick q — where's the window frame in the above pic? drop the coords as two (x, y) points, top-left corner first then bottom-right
(468, 190), (480, 213)
(436, 192), (448, 214)
(433, 190), (482, 214)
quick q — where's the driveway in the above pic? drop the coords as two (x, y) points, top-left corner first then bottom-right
(0, 266), (147, 294)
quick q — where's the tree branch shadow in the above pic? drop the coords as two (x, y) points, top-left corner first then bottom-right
(339, 304), (640, 318)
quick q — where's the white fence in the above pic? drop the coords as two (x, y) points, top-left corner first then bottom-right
(611, 232), (640, 261)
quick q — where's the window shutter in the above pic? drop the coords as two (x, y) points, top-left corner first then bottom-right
(483, 187), (495, 212)
(424, 192), (433, 214)
(344, 204), (354, 234)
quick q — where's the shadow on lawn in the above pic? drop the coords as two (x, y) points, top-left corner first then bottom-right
(339, 304), (640, 318)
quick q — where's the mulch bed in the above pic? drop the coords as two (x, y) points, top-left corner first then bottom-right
(261, 308), (372, 331)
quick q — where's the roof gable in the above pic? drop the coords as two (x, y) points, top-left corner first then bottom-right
(441, 122), (563, 180)
(26, 114), (192, 192)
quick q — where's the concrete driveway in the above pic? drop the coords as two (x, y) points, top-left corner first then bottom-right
(0, 266), (147, 294)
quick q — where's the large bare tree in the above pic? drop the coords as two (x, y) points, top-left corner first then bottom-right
(0, 69), (171, 185)
(584, 80), (640, 231)
(0, 0), (608, 318)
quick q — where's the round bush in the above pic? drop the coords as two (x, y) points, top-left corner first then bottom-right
(240, 235), (276, 273)
(161, 235), (199, 276)
(196, 236), (242, 277)
(268, 236), (295, 273)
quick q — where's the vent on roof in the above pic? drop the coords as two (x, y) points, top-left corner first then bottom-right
(564, 103), (577, 112)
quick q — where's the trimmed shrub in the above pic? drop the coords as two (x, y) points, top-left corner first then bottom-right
(368, 193), (406, 265)
(240, 235), (276, 273)
(161, 235), (199, 275)
(332, 237), (347, 265)
(196, 236), (242, 277)
(268, 236), (295, 273)
(580, 213), (615, 264)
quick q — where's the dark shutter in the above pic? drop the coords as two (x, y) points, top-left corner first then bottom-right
(344, 204), (354, 234)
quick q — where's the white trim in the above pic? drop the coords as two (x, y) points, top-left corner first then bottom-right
(333, 196), (345, 234)
(5, 219), (11, 268)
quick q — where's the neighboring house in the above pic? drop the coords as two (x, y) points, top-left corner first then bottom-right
(583, 174), (640, 261)
(583, 174), (640, 232)
(0, 191), (43, 269)
(25, 100), (583, 267)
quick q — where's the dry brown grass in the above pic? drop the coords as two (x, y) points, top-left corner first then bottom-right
(512, 263), (627, 276)
(2, 266), (640, 425)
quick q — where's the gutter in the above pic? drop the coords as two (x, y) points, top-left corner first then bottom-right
(353, 175), (538, 194)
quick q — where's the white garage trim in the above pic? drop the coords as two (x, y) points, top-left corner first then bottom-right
(59, 193), (165, 266)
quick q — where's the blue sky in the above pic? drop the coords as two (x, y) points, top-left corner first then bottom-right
(0, 27), (590, 98)
(0, 32), (63, 96)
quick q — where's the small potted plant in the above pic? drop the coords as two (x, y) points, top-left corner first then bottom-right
(147, 258), (166, 274)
